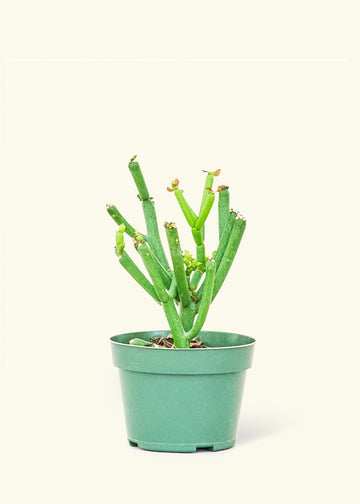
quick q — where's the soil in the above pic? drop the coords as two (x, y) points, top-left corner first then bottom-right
(151, 335), (208, 348)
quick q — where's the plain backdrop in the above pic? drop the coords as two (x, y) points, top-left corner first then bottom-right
(1, 2), (359, 504)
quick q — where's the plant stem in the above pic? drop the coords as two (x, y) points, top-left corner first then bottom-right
(199, 172), (215, 213)
(215, 210), (236, 270)
(106, 204), (136, 238)
(148, 247), (173, 289)
(128, 159), (170, 271)
(137, 241), (187, 347)
(190, 243), (205, 289)
(142, 199), (170, 271)
(128, 159), (149, 201)
(190, 229), (205, 289)
(174, 189), (197, 227)
(198, 169), (220, 241)
(186, 260), (216, 341)
(180, 302), (196, 332)
(119, 251), (160, 303)
(195, 189), (215, 230)
(212, 216), (246, 300)
(218, 186), (230, 240)
(164, 221), (195, 335)
(168, 274), (179, 301)
(164, 223), (191, 308)
(163, 301), (188, 347)
(136, 242), (169, 303)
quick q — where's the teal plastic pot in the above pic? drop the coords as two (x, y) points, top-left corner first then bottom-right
(110, 330), (255, 452)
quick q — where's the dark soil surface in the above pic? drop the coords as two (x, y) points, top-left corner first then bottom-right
(151, 335), (207, 348)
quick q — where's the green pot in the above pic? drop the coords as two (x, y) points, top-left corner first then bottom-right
(110, 330), (255, 452)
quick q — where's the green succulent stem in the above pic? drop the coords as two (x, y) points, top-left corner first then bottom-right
(136, 242), (168, 303)
(198, 170), (219, 241)
(191, 227), (203, 246)
(190, 243), (205, 289)
(174, 189), (197, 227)
(165, 223), (191, 308)
(136, 240), (187, 347)
(218, 186), (230, 240)
(115, 224), (126, 256)
(168, 274), (178, 300)
(142, 199), (170, 271)
(180, 302), (196, 332)
(199, 172), (215, 213)
(106, 204), (136, 238)
(212, 217), (246, 300)
(108, 158), (246, 348)
(118, 251), (160, 303)
(215, 210), (236, 270)
(128, 160), (150, 201)
(148, 246), (173, 289)
(195, 189), (215, 230)
(128, 160), (170, 272)
(129, 338), (156, 347)
(190, 228), (206, 289)
(162, 301), (188, 347)
(186, 260), (216, 340)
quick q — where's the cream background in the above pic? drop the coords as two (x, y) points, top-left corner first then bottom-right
(1, 2), (359, 503)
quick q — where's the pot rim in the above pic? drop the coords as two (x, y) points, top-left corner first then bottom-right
(110, 329), (255, 350)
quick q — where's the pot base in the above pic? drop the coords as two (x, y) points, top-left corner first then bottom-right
(128, 438), (235, 453)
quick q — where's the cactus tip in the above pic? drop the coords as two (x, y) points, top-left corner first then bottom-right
(133, 230), (144, 247)
(165, 221), (177, 229)
(235, 212), (247, 222)
(169, 178), (180, 191)
(203, 169), (221, 176)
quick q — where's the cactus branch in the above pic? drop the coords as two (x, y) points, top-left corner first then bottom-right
(212, 216), (246, 300)
(186, 260), (216, 341)
(215, 210), (236, 270)
(136, 241), (169, 303)
(168, 273), (179, 301)
(199, 169), (220, 213)
(180, 302), (196, 332)
(218, 185), (230, 240)
(174, 188), (197, 227)
(165, 222), (191, 308)
(136, 241), (187, 347)
(118, 251), (160, 303)
(142, 199), (170, 271)
(148, 248), (173, 290)
(107, 204), (136, 238)
(195, 189), (215, 230)
(190, 243), (205, 289)
(115, 224), (126, 256)
(108, 158), (246, 348)
(162, 300), (188, 348)
(190, 228), (207, 289)
(191, 227), (203, 246)
(128, 159), (170, 272)
(128, 159), (150, 201)
(198, 170), (220, 241)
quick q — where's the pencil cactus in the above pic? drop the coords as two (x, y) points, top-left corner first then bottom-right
(107, 157), (246, 348)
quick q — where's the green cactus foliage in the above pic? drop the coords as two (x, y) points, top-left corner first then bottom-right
(107, 157), (246, 348)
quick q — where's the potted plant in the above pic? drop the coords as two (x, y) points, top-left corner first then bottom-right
(107, 156), (255, 452)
